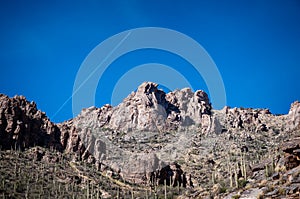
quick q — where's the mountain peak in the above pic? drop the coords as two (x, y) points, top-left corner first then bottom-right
(74, 82), (212, 133)
(136, 81), (159, 95)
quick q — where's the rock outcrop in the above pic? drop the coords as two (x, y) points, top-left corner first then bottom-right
(0, 94), (94, 163)
(288, 101), (300, 130)
(212, 106), (272, 131)
(109, 82), (169, 132)
(0, 94), (62, 151)
(74, 82), (212, 133)
(280, 138), (300, 170)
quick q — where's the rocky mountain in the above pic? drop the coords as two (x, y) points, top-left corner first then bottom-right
(0, 82), (300, 198)
(74, 82), (212, 133)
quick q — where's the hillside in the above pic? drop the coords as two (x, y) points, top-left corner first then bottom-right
(0, 82), (300, 198)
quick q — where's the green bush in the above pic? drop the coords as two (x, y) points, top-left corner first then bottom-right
(238, 179), (247, 188)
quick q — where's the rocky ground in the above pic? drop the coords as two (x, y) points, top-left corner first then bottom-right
(0, 82), (300, 198)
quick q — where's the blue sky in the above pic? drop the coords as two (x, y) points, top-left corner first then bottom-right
(0, 0), (300, 122)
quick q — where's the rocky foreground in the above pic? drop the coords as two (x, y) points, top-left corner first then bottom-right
(0, 82), (300, 198)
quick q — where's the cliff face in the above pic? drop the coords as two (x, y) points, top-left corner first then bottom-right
(74, 82), (212, 133)
(0, 94), (62, 151)
(288, 101), (300, 130)
(0, 94), (94, 163)
(1, 82), (300, 198)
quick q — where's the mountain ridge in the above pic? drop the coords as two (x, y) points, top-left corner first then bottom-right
(0, 82), (300, 198)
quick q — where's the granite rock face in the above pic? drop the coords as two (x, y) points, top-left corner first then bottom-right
(108, 82), (169, 132)
(0, 94), (93, 163)
(288, 101), (300, 130)
(74, 82), (212, 133)
(165, 88), (211, 132)
(0, 94), (62, 151)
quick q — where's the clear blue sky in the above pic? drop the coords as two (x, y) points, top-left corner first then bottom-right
(0, 0), (300, 122)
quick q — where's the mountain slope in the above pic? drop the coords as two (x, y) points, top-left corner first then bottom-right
(0, 82), (300, 198)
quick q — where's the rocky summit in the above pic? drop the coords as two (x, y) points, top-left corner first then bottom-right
(0, 82), (300, 198)
(74, 82), (212, 133)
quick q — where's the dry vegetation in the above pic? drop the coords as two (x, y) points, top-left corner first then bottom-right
(0, 146), (187, 199)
